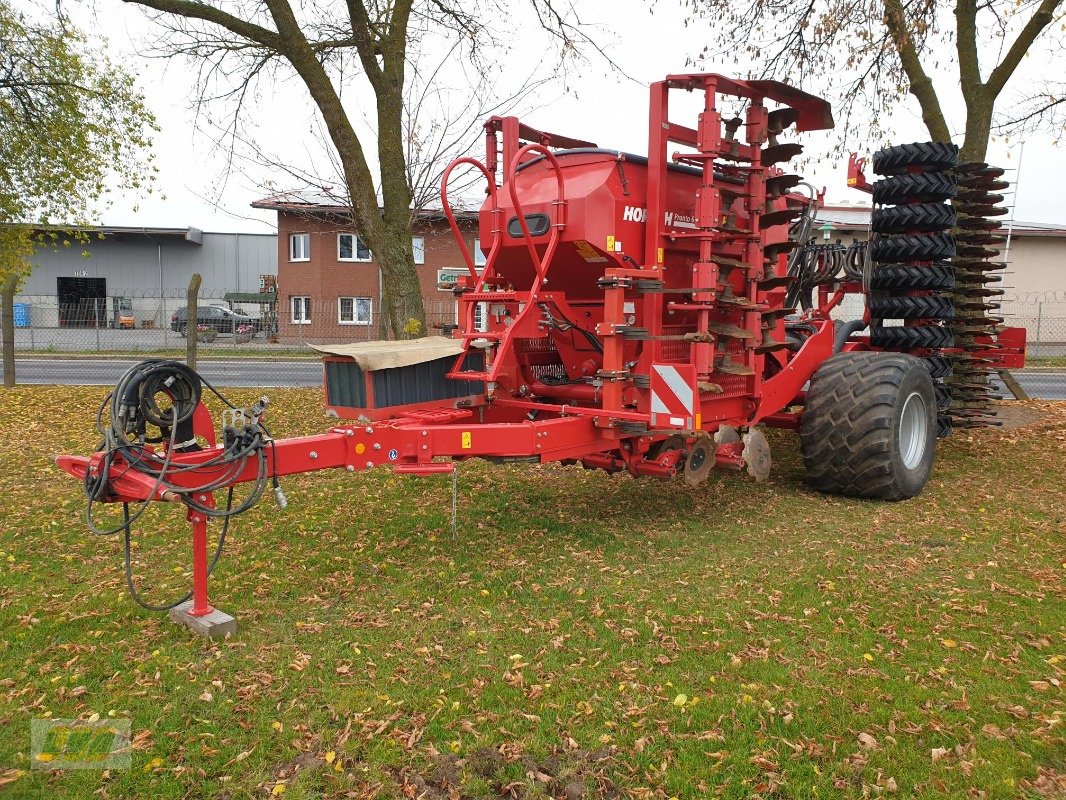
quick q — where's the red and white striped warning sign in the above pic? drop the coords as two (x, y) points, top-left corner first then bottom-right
(650, 363), (697, 429)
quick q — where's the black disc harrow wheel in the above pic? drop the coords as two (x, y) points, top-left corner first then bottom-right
(872, 172), (958, 205)
(800, 352), (937, 500)
(941, 160), (1010, 431)
(867, 295), (954, 320)
(870, 263), (954, 292)
(872, 141), (960, 176)
(871, 232), (956, 263)
(871, 202), (957, 234)
(869, 324), (954, 350)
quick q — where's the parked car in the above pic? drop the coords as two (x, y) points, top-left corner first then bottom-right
(170, 306), (263, 337)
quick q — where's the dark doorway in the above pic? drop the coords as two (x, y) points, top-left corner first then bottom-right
(57, 277), (106, 327)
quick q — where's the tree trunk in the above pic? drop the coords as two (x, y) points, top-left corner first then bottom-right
(376, 231), (425, 337)
(375, 60), (424, 338)
(960, 90), (994, 162)
(2, 273), (17, 388)
(963, 68), (993, 163)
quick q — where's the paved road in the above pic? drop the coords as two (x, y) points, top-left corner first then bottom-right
(13, 358), (1066, 400)
(990, 372), (1066, 401)
(15, 358), (324, 388)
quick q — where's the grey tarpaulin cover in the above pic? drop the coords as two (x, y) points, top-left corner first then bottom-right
(309, 336), (463, 371)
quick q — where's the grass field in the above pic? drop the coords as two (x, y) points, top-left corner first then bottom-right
(0, 387), (1062, 799)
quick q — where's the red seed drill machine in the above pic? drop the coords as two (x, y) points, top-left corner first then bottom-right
(56, 73), (1025, 631)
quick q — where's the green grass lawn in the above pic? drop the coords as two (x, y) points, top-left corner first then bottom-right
(0, 387), (1062, 799)
(1025, 356), (1066, 369)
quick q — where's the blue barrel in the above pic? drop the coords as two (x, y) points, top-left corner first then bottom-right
(12, 303), (30, 327)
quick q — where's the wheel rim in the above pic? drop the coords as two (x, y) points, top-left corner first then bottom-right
(899, 391), (929, 470)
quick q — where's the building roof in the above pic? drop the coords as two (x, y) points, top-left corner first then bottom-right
(251, 189), (480, 222)
(19, 224), (206, 244)
(816, 203), (1066, 238)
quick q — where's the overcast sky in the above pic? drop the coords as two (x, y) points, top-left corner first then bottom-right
(63, 1), (1066, 234)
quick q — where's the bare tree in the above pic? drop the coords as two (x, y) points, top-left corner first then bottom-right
(682, 0), (1065, 160)
(126, 0), (599, 337)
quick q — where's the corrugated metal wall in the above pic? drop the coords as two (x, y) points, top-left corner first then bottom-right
(20, 231), (277, 296)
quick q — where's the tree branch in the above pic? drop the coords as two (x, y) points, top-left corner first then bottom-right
(883, 0), (951, 141)
(344, 0), (386, 91)
(986, 0), (1065, 97)
(955, 0), (982, 88)
(992, 93), (1066, 129)
(121, 0), (282, 50)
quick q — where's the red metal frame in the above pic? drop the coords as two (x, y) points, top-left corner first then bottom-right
(847, 153), (872, 193)
(57, 75), (1027, 616)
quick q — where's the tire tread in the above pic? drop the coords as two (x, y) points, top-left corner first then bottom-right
(800, 352), (936, 500)
(871, 202), (957, 234)
(872, 141), (960, 175)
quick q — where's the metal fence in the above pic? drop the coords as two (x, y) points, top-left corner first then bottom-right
(1, 287), (1064, 399)
(1, 289), (465, 352)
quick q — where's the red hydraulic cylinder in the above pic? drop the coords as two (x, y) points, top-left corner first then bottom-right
(529, 380), (599, 403)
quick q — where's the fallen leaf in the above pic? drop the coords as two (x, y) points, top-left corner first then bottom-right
(858, 732), (878, 750)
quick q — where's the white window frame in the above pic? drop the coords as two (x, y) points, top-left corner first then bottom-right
(412, 236), (426, 265)
(337, 232), (372, 262)
(338, 296), (373, 326)
(454, 299), (488, 333)
(473, 238), (487, 267)
(289, 233), (310, 262)
(291, 296), (311, 325)
(473, 301), (487, 332)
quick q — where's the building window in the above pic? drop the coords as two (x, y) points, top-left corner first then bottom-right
(291, 296), (311, 324)
(339, 296), (373, 325)
(455, 299), (487, 332)
(338, 232), (371, 262)
(290, 233), (310, 262)
(474, 238), (487, 267)
(413, 236), (425, 265)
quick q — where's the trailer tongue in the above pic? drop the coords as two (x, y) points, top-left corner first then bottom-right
(55, 73), (1024, 633)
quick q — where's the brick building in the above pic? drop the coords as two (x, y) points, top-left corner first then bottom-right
(251, 191), (484, 343)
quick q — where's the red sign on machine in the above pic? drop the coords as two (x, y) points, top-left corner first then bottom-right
(649, 363), (697, 429)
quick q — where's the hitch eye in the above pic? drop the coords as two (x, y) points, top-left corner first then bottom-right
(507, 214), (551, 238)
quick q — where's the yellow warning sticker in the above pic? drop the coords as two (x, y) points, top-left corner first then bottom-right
(461, 432), (472, 450)
(574, 239), (608, 264)
(606, 235), (615, 252)
(657, 247), (664, 264)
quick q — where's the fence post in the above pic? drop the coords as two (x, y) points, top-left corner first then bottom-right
(187, 273), (201, 370)
(1034, 302), (1043, 356)
(2, 273), (16, 388)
